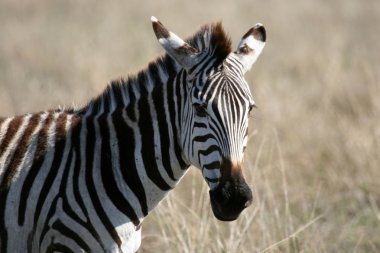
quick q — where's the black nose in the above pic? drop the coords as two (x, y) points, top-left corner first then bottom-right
(209, 177), (253, 221)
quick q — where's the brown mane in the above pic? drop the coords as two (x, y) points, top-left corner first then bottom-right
(186, 22), (232, 63)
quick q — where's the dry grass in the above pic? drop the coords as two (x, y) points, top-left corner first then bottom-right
(1, 0), (379, 252)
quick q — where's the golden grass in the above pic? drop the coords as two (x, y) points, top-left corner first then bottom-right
(0, 0), (379, 252)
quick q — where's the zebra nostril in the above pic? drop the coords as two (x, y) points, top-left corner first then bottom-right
(244, 199), (252, 208)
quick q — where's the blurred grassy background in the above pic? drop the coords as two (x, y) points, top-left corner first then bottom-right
(1, 0), (379, 252)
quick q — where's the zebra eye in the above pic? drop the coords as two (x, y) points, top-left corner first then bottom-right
(193, 103), (208, 117)
(248, 104), (257, 115)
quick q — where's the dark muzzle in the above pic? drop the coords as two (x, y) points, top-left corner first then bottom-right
(209, 176), (253, 221)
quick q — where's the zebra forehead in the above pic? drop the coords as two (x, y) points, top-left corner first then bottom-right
(199, 77), (252, 104)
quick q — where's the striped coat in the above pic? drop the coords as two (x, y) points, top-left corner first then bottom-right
(0, 17), (266, 252)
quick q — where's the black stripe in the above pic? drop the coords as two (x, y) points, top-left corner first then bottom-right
(180, 72), (194, 158)
(98, 115), (139, 224)
(68, 119), (106, 249)
(198, 145), (220, 156)
(195, 55), (217, 87)
(0, 185), (9, 252)
(46, 243), (74, 253)
(150, 63), (176, 181)
(167, 72), (187, 170)
(193, 121), (208, 129)
(51, 219), (91, 252)
(197, 145), (221, 166)
(223, 60), (239, 73)
(205, 177), (219, 183)
(91, 96), (102, 113)
(161, 55), (177, 76)
(209, 122), (227, 156)
(204, 75), (222, 102)
(36, 114), (68, 249)
(0, 116), (23, 158)
(56, 133), (104, 250)
(71, 119), (91, 220)
(33, 114), (67, 228)
(227, 78), (247, 110)
(35, 113), (69, 246)
(112, 112), (148, 216)
(3, 114), (40, 191)
(199, 35), (206, 50)
(111, 80), (125, 107)
(211, 98), (229, 146)
(39, 196), (59, 245)
(137, 72), (171, 191)
(102, 87), (112, 113)
(85, 117), (122, 248)
(203, 161), (221, 170)
(19, 113), (54, 226)
(192, 133), (215, 143)
(13, 114), (41, 225)
(226, 89), (236, 126)
(61, 197), (104, 250)
(126, 79), (137, 122)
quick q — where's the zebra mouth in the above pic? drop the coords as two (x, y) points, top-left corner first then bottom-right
(211, 205), (240, 221)
(208, 178), (253, 222)
(209, 190), (242, 222)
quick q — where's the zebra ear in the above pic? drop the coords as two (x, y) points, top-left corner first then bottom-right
(151, 16), (201, 70)
(231, 23), (266, 74)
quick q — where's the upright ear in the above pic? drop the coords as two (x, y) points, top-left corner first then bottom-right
(229, 23), (266, 74)
(151, 16), (202, 70)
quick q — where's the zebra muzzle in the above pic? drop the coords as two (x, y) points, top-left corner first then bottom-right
(209, 176), (253, 221)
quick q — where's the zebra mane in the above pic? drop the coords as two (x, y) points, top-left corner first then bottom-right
(78, 22), (232, 116)
(186, 22), (232, 63)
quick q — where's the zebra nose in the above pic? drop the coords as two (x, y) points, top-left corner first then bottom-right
(209, 176), (253, 221)
(237, 183), (253, 208)
(243, 189), (253, 208)
(244, 197), (253, 208)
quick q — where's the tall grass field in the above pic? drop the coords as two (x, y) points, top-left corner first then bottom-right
(0, 0), (379, 252)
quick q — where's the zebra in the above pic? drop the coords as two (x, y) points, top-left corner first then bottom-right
(0, 16), (266, 252)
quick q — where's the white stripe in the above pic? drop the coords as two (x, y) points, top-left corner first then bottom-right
(202, 168), (221, 180)
(5, 112), (55, 245)
(0, 115), (32, 182)
(4, 113), (47, 246)
(159, 66), (184, 180)
(107, 115), (144, 218)
(121, 81), (130, 106)
(28, 113), (63, 233)
(0, 117), (13, 143)
(63, 115), (87, 222)
(109, 88), (117, 112)
(146, 74), (176, 187)
(122, 110), (165, 212)
(78, 119), (114, 246)
(91, 114), (141, 242)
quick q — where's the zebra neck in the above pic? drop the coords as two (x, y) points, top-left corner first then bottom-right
(77, 57), (191, 217)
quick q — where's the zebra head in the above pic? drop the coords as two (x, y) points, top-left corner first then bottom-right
(152, 17), (266, 221)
